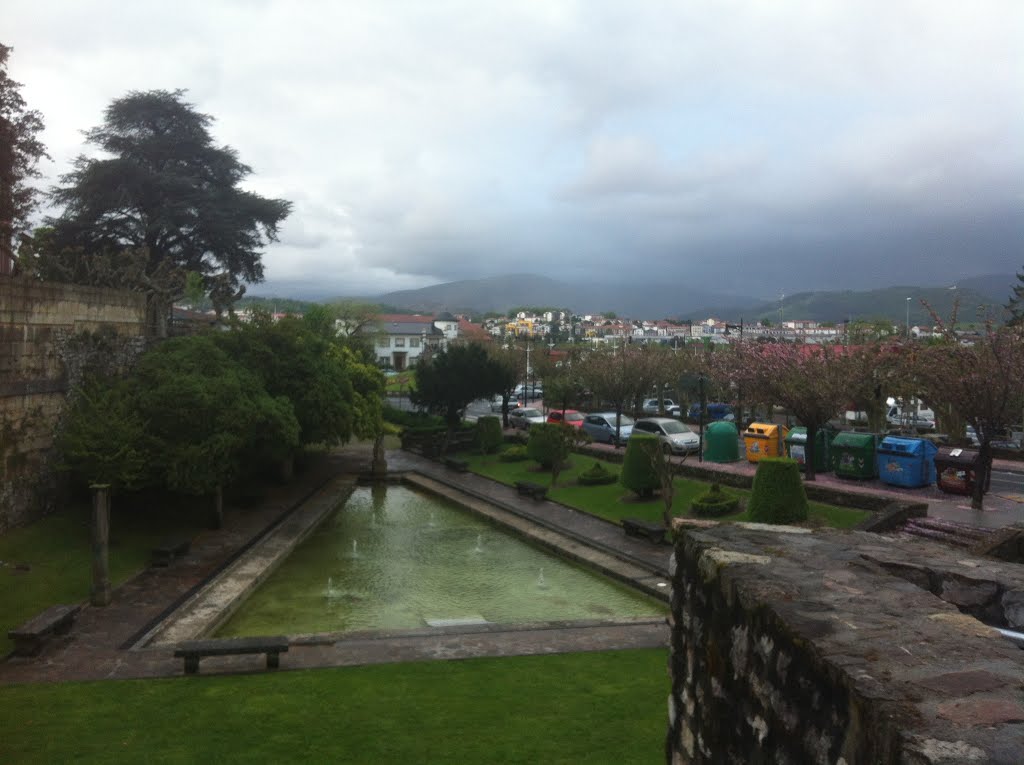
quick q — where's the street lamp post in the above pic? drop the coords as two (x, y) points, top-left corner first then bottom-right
(697, 374), (706, 463)
(905, 297), (911, 340)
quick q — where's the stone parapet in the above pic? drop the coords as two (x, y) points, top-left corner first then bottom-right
(666, 521), (1024, 763)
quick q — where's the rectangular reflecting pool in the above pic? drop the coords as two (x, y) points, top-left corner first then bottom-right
(215, 484), (666, 637)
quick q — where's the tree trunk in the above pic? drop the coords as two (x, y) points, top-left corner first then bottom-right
(371, 433), (388, 476)
(90, 484), (112, 606)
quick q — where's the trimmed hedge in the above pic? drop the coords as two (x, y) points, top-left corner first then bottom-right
(499, 445), (529, 462)
(620, 434), (660, 497)
(691, 483), (740, 518)
(476, 416), (503, 454)
(747, 457), (808, 524)
(382, 404), (443, 429)
(578, 461), (618, 486)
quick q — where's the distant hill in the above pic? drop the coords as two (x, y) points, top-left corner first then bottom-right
(951, 273), (1017, 304)
(726, 285), (1004, 326)
(372, 274), (760, 319)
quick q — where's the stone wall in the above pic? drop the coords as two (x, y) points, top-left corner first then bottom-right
(667, 521), (1024, 764)
(0, 279), (147, 531)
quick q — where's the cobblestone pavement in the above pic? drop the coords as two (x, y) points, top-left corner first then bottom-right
(0, 447), (669, 685)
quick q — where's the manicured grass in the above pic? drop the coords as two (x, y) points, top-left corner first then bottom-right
(0, 649), (667, 764)
(384, 370), (416, 394)
(0, 497), (208, 656)
(464, 449), (869, 529)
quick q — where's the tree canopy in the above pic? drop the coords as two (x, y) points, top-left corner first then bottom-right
(0, 43), (48, 269)
(411, 343), (504, 431)
(45, 89), (290, 325)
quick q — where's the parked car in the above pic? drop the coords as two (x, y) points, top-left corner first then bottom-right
(632, 417), (701, 454)
(515, 384), (544, 402)
(490, 394), (520, 412)
(581, 413), (634, 445)
(688, 402), (735, 422)
(547, 409), (585, 428)
(509, 407), (547, 430)
(642, 398), (678, 415)
(886, 406), (936, 431)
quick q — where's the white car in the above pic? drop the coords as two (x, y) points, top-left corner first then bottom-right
(508, 407), (546, 430)
(641, 399), (680, 416)
(631, 417), (701, 454)
(490, 394), (520, 412)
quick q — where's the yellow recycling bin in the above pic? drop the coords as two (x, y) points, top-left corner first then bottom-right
(744, 423), (789, 463)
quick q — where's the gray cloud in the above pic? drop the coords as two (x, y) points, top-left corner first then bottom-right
(5, 1), (1022, 302)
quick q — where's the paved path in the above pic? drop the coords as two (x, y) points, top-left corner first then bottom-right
(0, 448), (669, 685)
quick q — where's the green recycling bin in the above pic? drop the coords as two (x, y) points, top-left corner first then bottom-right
(704, 421), (741, 463)
(830, 431), (878, 479)
(784, 427), (830, 472)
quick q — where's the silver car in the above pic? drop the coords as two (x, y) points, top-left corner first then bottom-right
(632, 417), (701, 454)
(509, 407), (546, 430)
(582, 412), (634, 445)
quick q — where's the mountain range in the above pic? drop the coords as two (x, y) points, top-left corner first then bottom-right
(357, 273), (1016, 324)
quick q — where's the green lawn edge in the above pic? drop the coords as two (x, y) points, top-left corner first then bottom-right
(463, 448), (869, 530)
(0, 649), (667, 765)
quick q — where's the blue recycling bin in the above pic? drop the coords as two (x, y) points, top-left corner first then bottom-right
(876, 436), (938, 489)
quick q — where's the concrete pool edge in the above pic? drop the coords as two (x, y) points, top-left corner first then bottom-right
(138, 471), (670, 650)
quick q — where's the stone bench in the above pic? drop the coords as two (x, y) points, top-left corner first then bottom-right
(151, 535), (192, 567)
(622, 518), (667, 545)
(444, 457), (470, 473)
(174, 636), (290, 675)
(8, 604), (82, 656)
(515, 481), (548, 501)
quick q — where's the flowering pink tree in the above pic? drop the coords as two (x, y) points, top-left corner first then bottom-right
(714, 343), (855, 480)
(913, 320), (1024, 509)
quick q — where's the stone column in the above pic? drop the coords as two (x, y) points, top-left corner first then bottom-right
(211, 484), (224, 529)
(371, 433), (388, 477)
(90, 484), (112, 606)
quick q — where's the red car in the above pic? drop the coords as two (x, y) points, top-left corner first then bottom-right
(547, 409), (584, 428)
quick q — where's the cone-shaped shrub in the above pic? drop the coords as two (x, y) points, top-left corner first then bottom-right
(527, 423), (565, 468)
(476, 415), (503, 454)
(499, 445), (528, 462)
(691, 483), (741, 518)
(748, 457), (808, 524)
(620, 434), (660, 497)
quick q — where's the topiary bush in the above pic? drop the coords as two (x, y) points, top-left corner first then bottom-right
(499, 445), (529, 462)
(747, 457), (808, 524)
(527, 423), (567, 468)
(476, 415), (503, 455)
(691, 483), (740, 518)
(620, 434), (660, 497)
(578, 461), (618, 486)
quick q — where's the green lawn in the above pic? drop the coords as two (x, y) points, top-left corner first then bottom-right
(0, 649), (667, 764)
(0, 497), (208, 656)
(464, 449), (868, 529)
(384, 370), (416, 394)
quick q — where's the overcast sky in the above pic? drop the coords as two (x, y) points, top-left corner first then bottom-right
(6, 1), (1023, 300)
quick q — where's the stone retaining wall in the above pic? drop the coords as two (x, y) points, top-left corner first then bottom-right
(0, 279), (147, 531)
(666, 522), (1024, 763)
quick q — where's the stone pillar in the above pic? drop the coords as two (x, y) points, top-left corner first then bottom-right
(211, 484), (224, 529)
(90, 484), (112, 606)
(279, 454), (294, 483)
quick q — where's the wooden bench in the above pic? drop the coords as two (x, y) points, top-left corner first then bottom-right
(151, 535), (192, 567)
(8, 604), (82, 656)
(515, 481), (548, 500)
(174, 636), (290, 674)
(622, 518), (667, 545)
(444, 457), (469, 473)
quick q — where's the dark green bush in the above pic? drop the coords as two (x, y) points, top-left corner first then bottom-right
(476, 416), (503, 454)
(578, 461), (618, 486)
(499, 445), (529, 462)
(382, 404), (444, 429)
(527, 423), (570, 469)
(620, 435), (660, 497)
(691, 483), (740, 517)
(748, 458), (808, 524)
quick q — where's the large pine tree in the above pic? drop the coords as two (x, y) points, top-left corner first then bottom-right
(46, 89), (290, 330)
(1006, 267), (1024, 326)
